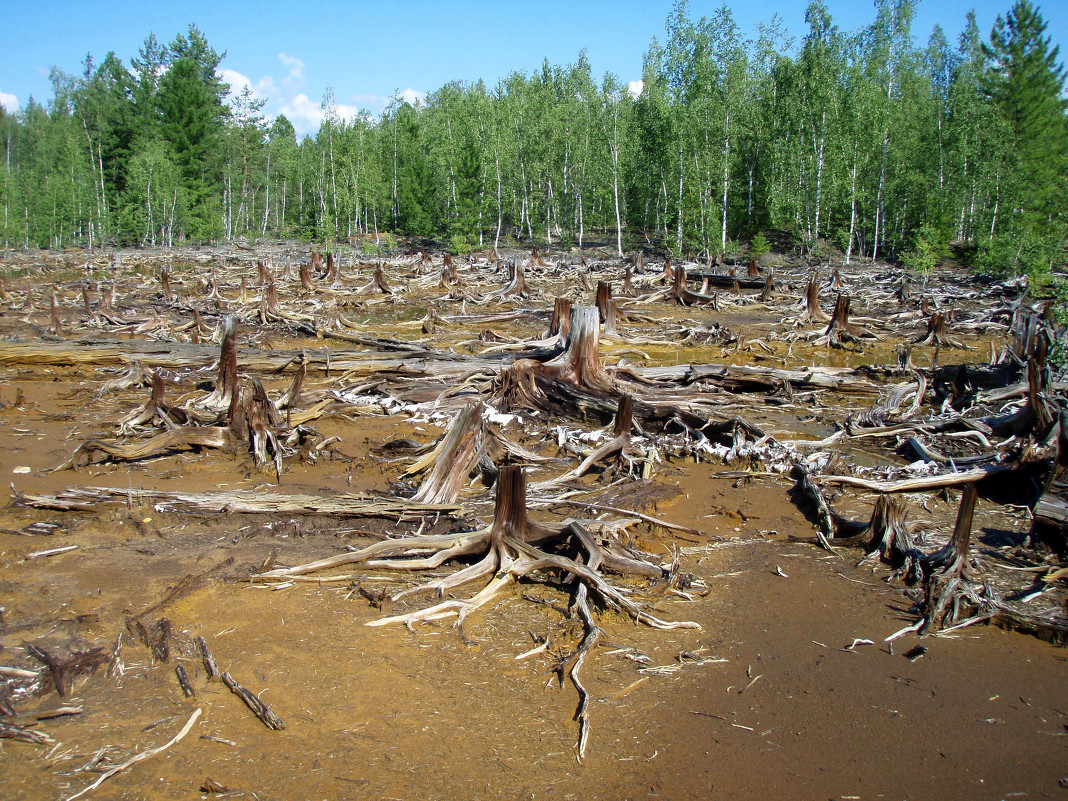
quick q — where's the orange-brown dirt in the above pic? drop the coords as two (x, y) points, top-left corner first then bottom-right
(0, 243), (1064, 800)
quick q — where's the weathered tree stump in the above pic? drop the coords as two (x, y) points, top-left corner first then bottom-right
(299, 261), (315, 292)
(821, 294), (874, 346)
(407, 402), (488, 505)
(920, 484), (982, 633)
(802, 274), (830, 322)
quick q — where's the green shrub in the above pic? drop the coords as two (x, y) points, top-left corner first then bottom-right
(975, 230), (1065, 279)
(449, 234), (473, 256)
(361, 231), (398, 256)
(902, 223), (950, 277)
(749, 231), (771, 258)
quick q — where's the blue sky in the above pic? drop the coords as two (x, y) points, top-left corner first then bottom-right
(1, 0), (1065, 136)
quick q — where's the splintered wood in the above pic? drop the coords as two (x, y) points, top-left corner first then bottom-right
(1, 239), (1066, 777)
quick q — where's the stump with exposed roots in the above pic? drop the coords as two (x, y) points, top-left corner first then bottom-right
(802, 274), (830, 322)
(915, 311), (963, 348)
(494, 306), (617, 418)
(670, 264), (718, 307)
(256, 463), (699, 759)
(818, 294), (875, 347)
(919, 484), (985, 634)
(857, 495), (922, 581)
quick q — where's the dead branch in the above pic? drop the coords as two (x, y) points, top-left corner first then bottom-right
(222, 671), (286, 730)
(61, 708), (202, 801)
(15, 486), (458, 518)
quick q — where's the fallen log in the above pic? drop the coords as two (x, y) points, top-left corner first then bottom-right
(14, 486), (459, 519)
(818, 461), (1017, 493)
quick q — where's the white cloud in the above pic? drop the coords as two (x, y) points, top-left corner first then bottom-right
(217, 53), (403, 137)
(335, 103), (360, 122)
(627, 80), (644, 99)
(220, 68), (253, 96)
(397, 87), (426, 106)
(278, 53), (305, 92)
(278, 93), (323, 131)
(0, 90), (18, 112)
(275, 93), (360, 133)
(278, 53), (305, 81)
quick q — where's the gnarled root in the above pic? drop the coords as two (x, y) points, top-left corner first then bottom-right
(366, 467), (698, 632)
(787, 466), (867, 550)
(257, 463), (698, 762)
(58, 426), (233, 470)
(856, 495), (922, 582)
(118, 371), (193, 433)
(494, 305), (619, 417)
(919, 484), (982, 633)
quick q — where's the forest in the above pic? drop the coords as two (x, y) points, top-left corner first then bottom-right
(0, 0), (1065, 277)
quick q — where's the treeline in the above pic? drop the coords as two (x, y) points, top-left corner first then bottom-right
(0, 0), (1065, 275)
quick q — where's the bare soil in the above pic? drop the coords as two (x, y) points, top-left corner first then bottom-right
(0, 242), (1064, 801)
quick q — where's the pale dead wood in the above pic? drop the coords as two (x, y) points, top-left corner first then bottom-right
(61, 707), (201, 801)
(406, 401), (489, 504)
(14, 486), (458, 518)
(818, 461), (1016, 493)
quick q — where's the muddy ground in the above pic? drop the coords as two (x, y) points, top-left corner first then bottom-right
(0, 241), (1065, 800)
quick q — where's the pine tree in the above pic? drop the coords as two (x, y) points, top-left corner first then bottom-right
(978, 1), (1067, 275)
(158, 56), (225, 239)
(982, 0), (1067, 219)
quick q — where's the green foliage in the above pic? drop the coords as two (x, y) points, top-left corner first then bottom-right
(749, 231), (771, 258)
(975, 231), (1067, 279)
(361, 231), (397, 255)
(378, 231), (397, 253)
(0, 4), (1064, 271)
(902, 223), (951, 276)
(1039, 277), (1068, 327)
(158, 56), (225, 239)
(449, 234), (473, 255)
(983, 1), (1068, 223)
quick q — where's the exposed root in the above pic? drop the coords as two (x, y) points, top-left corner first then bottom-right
(845, 372), (926, 432)
(118, 371), (193, 433)
(255, 464), (698, 757)
(915, 312), (964, 348)
(670, 265), (718, 307)
(920, 484), (981, 633)
(802, 273), (830, 323)
(813, 294), (877, 347)
(856, 495), (922, 581)
(58, 426), (233, 470)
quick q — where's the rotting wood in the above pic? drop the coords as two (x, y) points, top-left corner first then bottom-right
(406, 401), (489, 504)
(3, 240), (1067, 780)
(221, 671), (286, 730)
(801, 273), (830, 323)
(0, 720), (53, 745)
(14, 486), (459, 519)
(817, 461), (1017, 493)
(27, 643), (110, 697)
